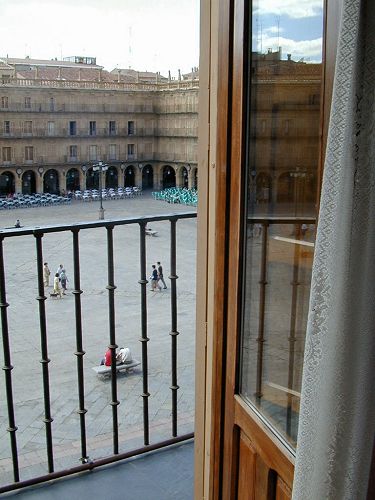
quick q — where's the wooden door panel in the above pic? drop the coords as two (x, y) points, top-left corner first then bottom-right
(276, 478), (292, 500)
(238, 427), (292, 500)
(238, 433), (256, 500)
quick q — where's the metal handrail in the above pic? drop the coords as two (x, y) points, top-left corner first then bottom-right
(0, 212), (197, 492)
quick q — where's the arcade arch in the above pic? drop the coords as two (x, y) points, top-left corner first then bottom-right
(22, 170), (37, 194)
(43, 169), (59, 194)
(162, 165), (176, 189)
(142, 164), (154, 189)
(66, 168), (80, 192)
(106, 166), (118, 189)
(124, 166), (135, 187)
(0, 171), (15, 196)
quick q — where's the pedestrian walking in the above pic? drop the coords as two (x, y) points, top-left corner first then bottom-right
(53, 273), (63, 298)
(56, 264), (64, 278)
(43, 262), (51, 287)
(150, 264), (161, 291)
(60, 268), (68, 295)
(157, 261), (167, 289)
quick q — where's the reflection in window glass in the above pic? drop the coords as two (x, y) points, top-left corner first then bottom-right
(239, 0), (324, 449)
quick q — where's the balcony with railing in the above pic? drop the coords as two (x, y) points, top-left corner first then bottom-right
(0, 211), (316, 497)
(0, 211), (197, 494)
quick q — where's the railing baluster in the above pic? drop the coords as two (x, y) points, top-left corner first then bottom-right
(106, 225), (119, 454)
(255, 222), (269, 399)
(169, 218), (179, 437)
(71, 229), (88, 463)
(0, 237), (19, 482)
(286, 223), (302, 437)
(34, 232), (54, 473)
(138, 222), (150, 445)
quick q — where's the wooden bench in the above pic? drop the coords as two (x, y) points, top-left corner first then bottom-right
(92, 359), (141, 377)
(145, 229), (158, 237)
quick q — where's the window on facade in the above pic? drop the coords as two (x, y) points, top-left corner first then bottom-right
(3, 121), (10, 134)
(2, 147), (11, 162)
(109, 144), (117, 160)
(127, 144), (135, 157)
(128, 121), (135, 135)
(69, 145), (78, 159)
(89, 145), (98, 160)
(23, 121), (32, 135)
(25, 146), (34, 161)
(48, 121), (55, 136)
(50, 97), (55, 111)
(69, 121), (77, 136)
(24, 97), (31, 109)
(89, 121), (96, 136)
(1, 96), (9, 109)
(109, 121), (116, 135)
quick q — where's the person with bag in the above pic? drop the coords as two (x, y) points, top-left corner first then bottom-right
(150, 264), (161, 291)
(60, 268), (68, 295)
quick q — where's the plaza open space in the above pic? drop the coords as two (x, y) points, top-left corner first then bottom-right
(0, 193), (197, 485)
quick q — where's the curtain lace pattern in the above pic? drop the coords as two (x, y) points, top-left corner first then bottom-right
(292, 0), (375, 498)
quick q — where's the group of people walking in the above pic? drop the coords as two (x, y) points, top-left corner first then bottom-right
(150, 261), (167, 291)
(43, 262), (69, 298)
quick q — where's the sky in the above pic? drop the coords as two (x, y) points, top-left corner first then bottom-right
(0, 0), (323, 77)
(253, 0), (324, 62)
(0, 0), (200, 77)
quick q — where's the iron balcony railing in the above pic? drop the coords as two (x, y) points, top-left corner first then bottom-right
(0, 212), (196, 493)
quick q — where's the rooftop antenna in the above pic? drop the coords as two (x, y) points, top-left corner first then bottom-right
(128, 26), (132, 69)
(276, 15), (280, 51)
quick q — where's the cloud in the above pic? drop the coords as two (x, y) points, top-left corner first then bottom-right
(0, 0), (200, 76)
(265, 25), (285, 34)
(255, 0), (323, 19)
(256, 35), (323, 62)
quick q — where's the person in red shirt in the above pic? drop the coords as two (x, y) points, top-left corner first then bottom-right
(100, 348), (112, 366)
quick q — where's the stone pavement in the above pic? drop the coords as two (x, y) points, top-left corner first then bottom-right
(0, 193), (197, 485)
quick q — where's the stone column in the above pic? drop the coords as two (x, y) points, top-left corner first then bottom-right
(36, 171), (44, 193)
(58, 169), (65, 194)
(15, 173), (22, 194)
(81, 170), (87, 191)
(154, 165), (162, 190)
(134, 166), (141, 188)
(188, 169), (194, 190)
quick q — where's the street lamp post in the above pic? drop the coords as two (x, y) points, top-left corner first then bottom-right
(93, 161), (108, 219)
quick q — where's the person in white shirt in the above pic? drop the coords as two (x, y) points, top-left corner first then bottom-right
(116, 347), (132, 364)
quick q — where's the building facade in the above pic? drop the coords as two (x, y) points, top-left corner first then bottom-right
(0, 57), (199, 195)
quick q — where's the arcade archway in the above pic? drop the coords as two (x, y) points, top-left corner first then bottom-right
(181, 167), (189, 188)
(162, 165), (176, 189)
(0, 171), (15, 196)
(142, 165), (154, 189)
(124, 166), (135, 187)
(86, 167), (99, 190)
(43, 169), (59, 194)
(66, 168), (80, 192)
(22, 170), (36, 194)
(106, 166), (118, 189)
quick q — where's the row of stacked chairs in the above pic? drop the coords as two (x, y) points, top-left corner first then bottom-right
(0, 193), (71, 210)
(152, 188), (198, 206)
(74, 186), (142, 201)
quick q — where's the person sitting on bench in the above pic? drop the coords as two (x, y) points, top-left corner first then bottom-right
(100, 348), (112, 366)
(116, 347), (132, 364)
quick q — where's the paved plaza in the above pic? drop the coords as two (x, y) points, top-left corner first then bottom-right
(0, 193), (197, 485)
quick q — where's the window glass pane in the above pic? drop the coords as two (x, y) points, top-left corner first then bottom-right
(239, 0), (324, 449)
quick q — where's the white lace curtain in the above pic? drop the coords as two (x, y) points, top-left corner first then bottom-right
(292, 0), (375, 498)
